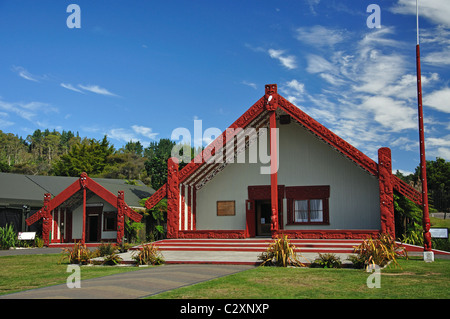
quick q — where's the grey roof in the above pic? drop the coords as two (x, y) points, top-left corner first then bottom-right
(0, 173), (154, 209)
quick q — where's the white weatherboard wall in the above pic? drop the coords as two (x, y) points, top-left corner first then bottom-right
(195, 119), (380, 231)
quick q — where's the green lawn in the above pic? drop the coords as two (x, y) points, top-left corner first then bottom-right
(1, 254), (449, 299)
(148, 257), (450, 299)
(0, 253), (144, 296)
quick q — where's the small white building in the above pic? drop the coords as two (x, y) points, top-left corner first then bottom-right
(20, 173), (150, 245)
(145, 84), (422, 240)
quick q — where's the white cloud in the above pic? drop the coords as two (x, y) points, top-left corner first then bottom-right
(390, 0), (450, 27)
(0, 112), (14, 128)
(268, 49), (297, 70)
(132, 125), (159, 139)
(295, 25), (346, 47)
(423, 87), (450, 113)
(78, 84), (119, 97)
(423, 50), (450, 65)
(108, 128), (137, 143)
(280, 79), (306, 105)
(306, 54), (337, 74)
(107, 125), (159, 146)
(0, 98), (56, 122)
(361, 96), (417, 132)
(241, 81), (257, 90)
(12, 66), (40, 82)
(61, 83), (84, 93)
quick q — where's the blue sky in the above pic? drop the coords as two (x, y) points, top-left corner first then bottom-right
(0, 0), (449, 175)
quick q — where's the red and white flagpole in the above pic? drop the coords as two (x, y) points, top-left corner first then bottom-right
(415, 0), (433, 261)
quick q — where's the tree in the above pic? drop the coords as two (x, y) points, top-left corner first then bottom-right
(413, 157), (450, 214)
(123, 140), (143, 156)
(52, 136), (114, 176)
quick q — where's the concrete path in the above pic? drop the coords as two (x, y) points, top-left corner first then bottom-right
(0, 263), (254, 299)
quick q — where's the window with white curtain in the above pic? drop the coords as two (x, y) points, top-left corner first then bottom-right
(294, 199), (323, 223)
(287, 185), (329, 225)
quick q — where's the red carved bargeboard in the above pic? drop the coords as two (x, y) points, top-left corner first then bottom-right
(274, 229), (379, 239)
(178, 230), (246, 239)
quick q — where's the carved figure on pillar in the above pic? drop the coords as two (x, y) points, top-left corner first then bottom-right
(167, 157), (180, 238)
(265, 84), (278, 111)
(80, 172), (88, 188)
(42, 193), (52, 246)
(378, 147), (395, 237)
(117, 190), (125, 244)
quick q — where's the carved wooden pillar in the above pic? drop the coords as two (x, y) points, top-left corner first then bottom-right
(116, 191), (125, 244)
(80, 172), (88, 245)
(167, 157), (180, 238)
(265, 84), (279, 235)
(42, 193), (52, 246)
(378, 148), (395, 237)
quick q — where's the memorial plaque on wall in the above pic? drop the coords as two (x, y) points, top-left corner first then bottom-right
(217, 201), (235, 216)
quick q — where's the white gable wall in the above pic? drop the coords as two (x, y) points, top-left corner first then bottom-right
(195, 119), (380, 231)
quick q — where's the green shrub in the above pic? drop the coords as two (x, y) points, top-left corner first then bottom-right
(117, 241), (132, 253)
(95, 242), (117, 257)
(351, 233), (407, 269)
(311, 253), (342, 268)
(60, 243), (92, 265)
(101, 252), (123, 265)
(258, 235), (305, 267)
(0, 224), (17, 250)
(35, 237), (44, 248)
(132, 244), (165, 266)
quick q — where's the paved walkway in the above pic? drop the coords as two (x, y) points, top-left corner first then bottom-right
(0, 263), (254, 299)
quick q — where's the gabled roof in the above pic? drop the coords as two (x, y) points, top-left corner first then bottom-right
(0, 172), (154, 208)
(26, 172), (143, 227)
(145, 84), (421, 209)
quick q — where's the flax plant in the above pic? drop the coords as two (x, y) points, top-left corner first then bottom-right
(258, 235), (305, 267)
(59, 242), (92, 265)
(351, 233), (407, 269)
(132, 243), (165, 266)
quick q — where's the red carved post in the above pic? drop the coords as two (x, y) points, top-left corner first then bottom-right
(80, 172), (88, 245)
(416, 44), (432, 253)
(42, 193), (52, 246)
(378, 148), (395, 237)
(117, 191), (125, 244)
(167, 157), (180, 238)
(265, 84), (279, 235)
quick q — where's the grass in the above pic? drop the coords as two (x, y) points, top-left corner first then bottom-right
(1, 254), (449, 299)
(0, 253), (144, 296)
(148, 257), (450, 299)
(430, 216), (450, 228)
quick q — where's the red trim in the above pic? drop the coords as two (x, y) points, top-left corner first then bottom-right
(378, 148), (395, 236)
(178, 230), (246, 239)
(187, 185), (192, 231)
(82, 187), (86, 244)
(167, 158), (179, 238)
(269, 111), (279, 233)
(416, 44), (432, 252)
(193, 187), (197, 230)
(181, 185), (185, 231)
(245, 199), (255, 237)
(285, 186), (330, 225)
(274, 229), (380, 239)
(53, 208), (59, 242)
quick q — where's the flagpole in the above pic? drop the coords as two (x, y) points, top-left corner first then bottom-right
(415, 0), (433, 261)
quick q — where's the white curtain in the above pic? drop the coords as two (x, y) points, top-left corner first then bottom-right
(294, 200), (308, 222)
(310, 199), (323, 222)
